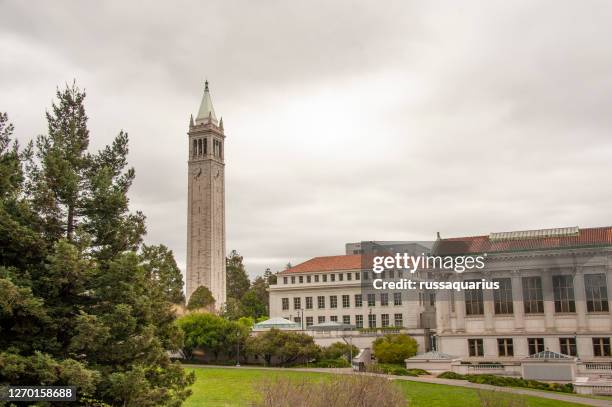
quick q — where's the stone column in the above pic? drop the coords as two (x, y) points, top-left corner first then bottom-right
(573, 267), (587, 332)
(455, 276), (466, 333)
(436, 275), (450, 334)
(511, 270), (525, 332)
(483, 271), (495, 333)
(541, 268), (556, 332)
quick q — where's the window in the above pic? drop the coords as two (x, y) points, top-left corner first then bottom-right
(307, 275), (311, 283)
(585, 274), (609, 312)
(343, 315), (350, 324)
(450, 290), (455, 312)
(465, 279), (484, 315)
(393, 292), (402, 306)
(528, 338), (544, 355)
(368, 314), (377, 328)
(305, 297), (313, 309)
(355, 315), (363, 328)
(355, 294), (363, 307)
(294, 316), (301, 324)
(330, 316), (338, 322)
(493, 278), (513, 314)
(342, 295), (350, 308)
(331, 274), (336, 282)
(389, 269), (394, 279)
(282, 298), (289, 310)
(468, 339), (484, 357)
(363, 271), (369, 280)
(315, 275), (319, 283)
(347, 273), (352, 281)
(291, 276), (296, 284)
(559, 337), (577, 356)
(497, 338), (514, 357)
(293, 297), (301, 310)
(593, 337), (611, 357)
(356, 272), (360, 280)
(394, 313), (403, 327)
(322, 274), (327, 282)
(381, 314), (389, 327)
(317, 296), (325, 309)
(338, 273), (343, 281)
(318, 316), (326, 324)
(367, 293), (375, 307)
(283, 277), (288, 284)
(330, 295), (338, 309)
(381, 293), (389, 306)
(299, 276), (303, 283)
(306, 316), (313, 327)
(553, 275), (575, 313)
(523, 277), (544, 314)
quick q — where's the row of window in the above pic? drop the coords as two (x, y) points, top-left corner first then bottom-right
(284, 313), (404, 328)
(281, 270), (428, 285)
(282, 272), (361, 285)
(465, 274), (609, 316)
(467, 337), (611, 357)
(281, 293), (403, 311)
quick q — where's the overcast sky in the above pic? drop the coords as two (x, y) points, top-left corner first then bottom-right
(2, 1), (612, 278)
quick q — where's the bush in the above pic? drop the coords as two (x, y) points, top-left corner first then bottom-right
(438, 371), (466, 380)
(320, 342), (359, 361)
(310, 358), (351, 368)
(254, 374), (406, 407)
(437, 372), (574, 393)
(372, 334), (418, 364)
(368, 364), (416, 376)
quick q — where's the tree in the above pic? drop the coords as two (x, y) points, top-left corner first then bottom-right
(245, 329), (320, 366)
(226, 250), (250, 300)
(0, 85), (194, 406)
(320, 342), (359, 361)
(176, 313), (249, 361)
(372, 334), (418, 364)
(140, 244), (185, 305)
(187, 286), (216, 310)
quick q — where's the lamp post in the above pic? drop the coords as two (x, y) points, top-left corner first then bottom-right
(236, 331), (241, 367)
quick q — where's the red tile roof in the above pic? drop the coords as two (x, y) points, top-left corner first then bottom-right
(279, 254), (362, 274)
(435, 226), (612, 255)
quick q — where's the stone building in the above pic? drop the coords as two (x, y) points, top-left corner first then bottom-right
(434, 226), (612, 361)
(185, 81), (226, 306)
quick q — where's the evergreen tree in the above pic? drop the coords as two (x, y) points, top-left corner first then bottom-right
(0, 83), (194, 406)
(187, 286), (216, 310)
(226, 250), (250, 300)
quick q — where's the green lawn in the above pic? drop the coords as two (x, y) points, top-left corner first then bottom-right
(184, 367), (584, 407)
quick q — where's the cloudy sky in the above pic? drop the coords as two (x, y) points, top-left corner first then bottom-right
(2, 1), (612, 278)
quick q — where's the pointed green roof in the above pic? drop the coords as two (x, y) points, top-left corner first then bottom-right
(195, 80), (217, 124)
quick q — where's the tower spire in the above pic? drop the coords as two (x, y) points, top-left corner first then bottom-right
(195, 79), (217, 124)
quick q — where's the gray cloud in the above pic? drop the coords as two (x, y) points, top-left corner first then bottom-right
(2, 0), (612, 278)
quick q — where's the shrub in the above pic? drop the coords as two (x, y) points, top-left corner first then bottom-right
(320, 342), (359, 361)
(372, 334), (418, 364)
(437, 372), (574, 393)
(254, 374), (406, 407)
(367, 364), (416, 376)
(438, 371), (466, 380)
(310, 358), (351, 368)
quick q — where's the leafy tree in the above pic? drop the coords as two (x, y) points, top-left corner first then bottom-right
(221, 297), (245, 320)
(245, 329), (320, 366)
(372, 334), (418, 364)
(226, 250), (250, 300)
(0, 84), (194, 406)
(187, 285), (216, 310)
(241, 283), (268, 319)
(264, 267), (277, 285)
(320, 342), (359, 361)
(176, 313), (249, 361)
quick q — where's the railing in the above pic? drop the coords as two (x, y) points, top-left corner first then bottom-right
(583, 362), (612, 371)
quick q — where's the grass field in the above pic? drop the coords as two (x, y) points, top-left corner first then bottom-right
(184, 367), (584, 407)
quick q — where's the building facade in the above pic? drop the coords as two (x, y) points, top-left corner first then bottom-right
(185, 81), (227, 306)
(434, 226), (612, 362)
(270, 226), (612, 363)
(269, 254), (434, 349)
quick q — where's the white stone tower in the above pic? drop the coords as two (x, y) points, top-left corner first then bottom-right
(186, 81), (226, 307)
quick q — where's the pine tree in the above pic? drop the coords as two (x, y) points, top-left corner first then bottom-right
(226, 250), (250, 300)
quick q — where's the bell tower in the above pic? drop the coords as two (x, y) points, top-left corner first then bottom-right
(186, 80), (226, 307)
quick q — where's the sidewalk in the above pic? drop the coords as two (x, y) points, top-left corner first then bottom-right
(193, 365), (611, 407)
